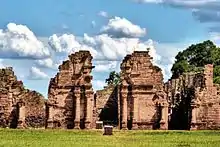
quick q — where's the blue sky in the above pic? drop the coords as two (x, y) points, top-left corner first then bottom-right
(0, 0), (219, 97)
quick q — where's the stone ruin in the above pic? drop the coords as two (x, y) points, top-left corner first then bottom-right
(165, 64), (220, 130)
(119, 51), (168, 130)
(1, 50), (220, 130)
(0, 67), (45, 129)
(46, 51), (95, 129)
(46, 50), (220, 130)
(95, 51), (168, 130)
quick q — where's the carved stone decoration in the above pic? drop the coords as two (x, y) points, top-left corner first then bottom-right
(46, 51), (95, 129)
(119, 51), (168, 130)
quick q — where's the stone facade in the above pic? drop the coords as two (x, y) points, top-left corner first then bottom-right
(46, 51), (95, 129)
(165, 64), (220, 130)
(0, 67), (45, 128)
(119, 51), (168, 130)
(1, 50), (220, 131)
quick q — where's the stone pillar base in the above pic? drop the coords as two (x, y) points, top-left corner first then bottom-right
(160, 121), (168, 130)
(46, 121), (54, 129)
(132, 121), (139, 130)
(135, 121), (153, 129)
(84, 121), (91, 129)
(74, 121), (80, 129)
(190, 123), (198, 130)
(46, 119), (54, 128)
(17, 120), (26, 129)
(121, 122), (127, 130)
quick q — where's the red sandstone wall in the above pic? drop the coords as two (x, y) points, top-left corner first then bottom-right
(0, 67), (46, 128)
(166, 64), (220, 130)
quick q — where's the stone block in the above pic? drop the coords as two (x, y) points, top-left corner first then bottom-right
(103, 125), (113, 135)
(96, 121), (103, 129)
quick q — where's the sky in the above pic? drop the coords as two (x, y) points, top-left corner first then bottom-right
(0, 0), (220, 97)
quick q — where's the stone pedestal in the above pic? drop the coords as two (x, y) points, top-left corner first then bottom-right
(96, 121), (103, 129)
(103, 125), (113, 135)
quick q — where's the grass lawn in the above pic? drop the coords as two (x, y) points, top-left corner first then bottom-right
(0, 129), (220, 147)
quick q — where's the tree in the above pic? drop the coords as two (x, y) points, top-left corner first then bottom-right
(105, 71), (120, 86)
(171, 40), (220, 84)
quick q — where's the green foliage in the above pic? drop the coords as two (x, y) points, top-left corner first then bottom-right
(171, 40), (220, 84)
(105, 71), (120, 86)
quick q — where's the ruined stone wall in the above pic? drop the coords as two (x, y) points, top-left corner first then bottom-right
(95, 85), (115, 120)
(46, 51), (95, 129)
(166, 64), (220, 130)
(95, 85), (119, 126)
(119, 51), (168, 130)
(0, 67), (45, 128)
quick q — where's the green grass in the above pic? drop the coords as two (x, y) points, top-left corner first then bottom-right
(0, 129), (220, 147)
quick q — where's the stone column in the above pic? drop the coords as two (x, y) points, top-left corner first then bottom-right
(117, 85), (121, 129)
(190, 104), (198, 130)
(132, 94), (139, 129)
(85, 90), (93, 129)
(74, 86), (81, 129)
(160, 103), (168, 130)
(46, 104), (54, 128)
(17, 101), (26, 129)
(121, 90), (128, 130)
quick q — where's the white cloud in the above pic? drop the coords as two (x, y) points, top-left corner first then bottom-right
(0, 59), (5, 68)
(92, 80), (106, 90)
(48, 34), (81, 53)
(209, 32), (220, 46)
(28, 67), (49, 80)
(100, 17), (146, 38)
(98, 11), (108, 17)
(36, 58), (58, 69)
(93, 61), (118, 72)
(0, 23), (50, 59)
(166, 0), (219, 8)
(134, 0), (218, 7)
(49, 33), (159, 63)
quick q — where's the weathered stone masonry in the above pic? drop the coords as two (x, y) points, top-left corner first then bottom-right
(0, 67), (45, 129)
(2, 50), (220, 130)
(165, 64), (220, 130)
(46, 51), (95, 129)
(119, 51), (168, 130)
(95, 51), (169, 130)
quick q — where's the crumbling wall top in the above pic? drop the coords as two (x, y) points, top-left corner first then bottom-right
(120, 51), (163, 90)
(51, 51), (94, 88)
